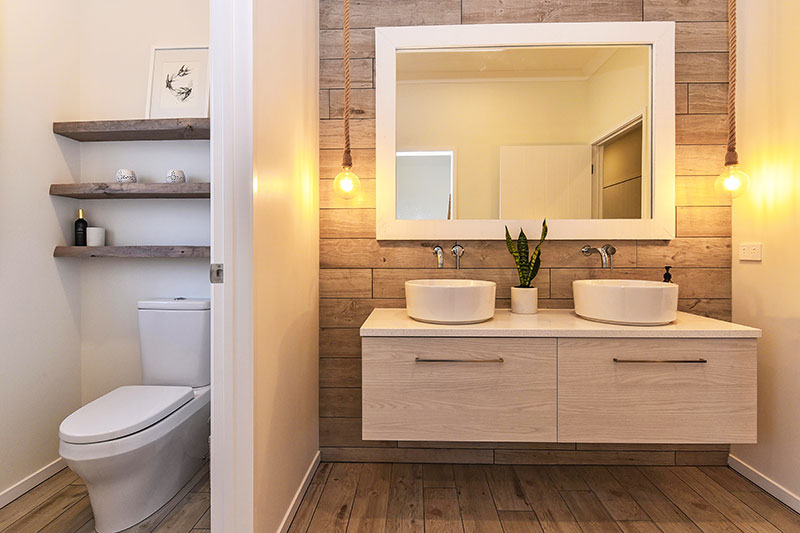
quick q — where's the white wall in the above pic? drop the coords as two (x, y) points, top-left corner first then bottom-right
(252, 0), (320, 530)
(0, 0), (83, 501)
(76, 0), (210, 402)
(730, 0), (800, 510)
(0, 0), (210, 499)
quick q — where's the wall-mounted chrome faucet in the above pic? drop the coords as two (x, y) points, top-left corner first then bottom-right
(451, 244), (465, 269)
(581, 244), (617, 269)
(433, 246), (444, 269)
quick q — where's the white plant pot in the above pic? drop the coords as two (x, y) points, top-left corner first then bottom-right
(511, 286), (538, 315)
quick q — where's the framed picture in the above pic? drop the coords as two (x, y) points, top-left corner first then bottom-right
(146, 46), (209, 119)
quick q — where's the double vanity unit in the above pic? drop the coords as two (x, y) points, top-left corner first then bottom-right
(361, 287), (760, 446)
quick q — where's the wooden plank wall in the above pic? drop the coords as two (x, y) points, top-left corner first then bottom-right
(319, 0), (733, 466)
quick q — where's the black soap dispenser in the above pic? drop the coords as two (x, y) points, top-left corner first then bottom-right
(74, 208), (87, 246)
(663, 266), (673, 283)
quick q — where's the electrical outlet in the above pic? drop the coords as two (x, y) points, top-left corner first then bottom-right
(739, 243), (763, 261)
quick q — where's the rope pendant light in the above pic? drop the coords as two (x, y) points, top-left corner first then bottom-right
(333, 0), (361, 199)
(715, 0), (750, 198)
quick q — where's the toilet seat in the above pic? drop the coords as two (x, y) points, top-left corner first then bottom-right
(59, 385), (194, 444)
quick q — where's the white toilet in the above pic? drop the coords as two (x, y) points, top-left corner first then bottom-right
(59, 298), (211, 533)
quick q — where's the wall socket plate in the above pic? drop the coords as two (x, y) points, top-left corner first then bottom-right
(739, 243), (763, 261)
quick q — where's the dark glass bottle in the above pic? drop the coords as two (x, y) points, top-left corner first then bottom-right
(74, 208), (87, 246)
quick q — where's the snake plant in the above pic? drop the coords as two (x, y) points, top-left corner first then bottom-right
(505, 219), (548, 288)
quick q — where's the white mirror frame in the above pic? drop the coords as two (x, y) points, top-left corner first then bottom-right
(375, 22), (675, 241)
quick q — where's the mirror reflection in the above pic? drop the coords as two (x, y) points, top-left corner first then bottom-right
(395, 45), (652, 221)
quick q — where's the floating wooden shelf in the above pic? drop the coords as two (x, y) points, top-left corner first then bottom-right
(53, 118), (210, 142)
(54, 246), (210, 258)
(49, 182), (210, 199)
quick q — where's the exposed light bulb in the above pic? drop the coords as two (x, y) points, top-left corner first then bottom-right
(333, 165), (361, 200)
(714, 164), (751, 198)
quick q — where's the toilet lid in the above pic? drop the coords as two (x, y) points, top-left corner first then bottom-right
(59, 386), (194, 444)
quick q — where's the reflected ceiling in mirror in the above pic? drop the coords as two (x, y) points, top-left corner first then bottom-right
(395, 45), (652, 221)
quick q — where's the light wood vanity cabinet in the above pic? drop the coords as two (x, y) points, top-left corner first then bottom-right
(557, 338), (757, 443)
(361, 310), (760, 444)
(362, 337), (557, 442)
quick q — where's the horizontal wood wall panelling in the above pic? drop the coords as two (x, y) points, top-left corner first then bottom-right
(676, 206), (731, 236)
(320, 447), (495, 464)
(318, 0), (735, 466)
(320, 29), (375, 59)
(319, 90), (329, 119)
(321, 239), (453, 269)
(675, 22), (727, 52)
(320, 269), (373, 298)
(635, 238), (731, 267)
(458, 240), (637, 269)
(329, 89), (376, 119)
(372, 268), (550, 299)
(676, 175), (731, 206)
(320, 59), (373, 89)
(320, 0), (461, 29)
(461, 0), (643, 23)
(320, 209), (376, 239)
(676, 53), (728, 83)
(644, 0), (728, 21)
(320, 119), (375, 149)
(320, 299), (404, 328)
(320, 328), (363, 357)
(320, 417), (396, 447)
(320, 358), (361, 388)
(320, 149), (375, 179)
(689, 84), (728, 114)
(320, 388), (362, 417)
(676, 84), (688, 114)
(676, 114), (728, 144)
(676, 145), (727, 174)
(679, 298), (731, 321)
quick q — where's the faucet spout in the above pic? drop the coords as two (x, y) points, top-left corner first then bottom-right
(433, 246), (444, 269)
(581, 244), (617, 269)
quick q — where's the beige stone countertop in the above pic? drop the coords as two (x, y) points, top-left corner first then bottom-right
(360, 309), (762, 338)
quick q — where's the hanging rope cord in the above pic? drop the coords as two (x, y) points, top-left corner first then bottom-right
(342, 0), (353, 167)
(725, 0), (738, 166)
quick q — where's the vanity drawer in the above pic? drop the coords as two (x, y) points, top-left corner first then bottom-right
(362, 337), (557, 442)
(558, 338), (757, 443)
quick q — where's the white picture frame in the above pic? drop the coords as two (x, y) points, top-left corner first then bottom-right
(146, 46), (210, 119)
(375, 22), (676, 241)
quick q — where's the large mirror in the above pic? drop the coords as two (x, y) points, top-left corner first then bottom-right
(376, 23), (675, 240)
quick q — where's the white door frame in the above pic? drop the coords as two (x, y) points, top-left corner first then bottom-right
(210, 0), (254, 531)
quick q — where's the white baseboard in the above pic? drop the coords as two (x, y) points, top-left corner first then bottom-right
(0, 457), (66, 509)
(728, 454), (800, 513)
(278, 450), (321, 533)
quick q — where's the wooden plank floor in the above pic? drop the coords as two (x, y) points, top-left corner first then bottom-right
(0, 464), (209, 533)
(289, 463), (800, 532)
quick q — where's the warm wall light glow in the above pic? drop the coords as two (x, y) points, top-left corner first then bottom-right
(333, 165), (360, 199)
(715, 164), (751, 198)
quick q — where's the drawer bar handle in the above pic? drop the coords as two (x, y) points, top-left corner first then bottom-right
(613, 358), (707, 364)
(415, 357), (505, 364)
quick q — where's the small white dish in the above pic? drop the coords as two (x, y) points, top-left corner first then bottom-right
(115, 169), (137, 183)
(165, 169), (186, 183)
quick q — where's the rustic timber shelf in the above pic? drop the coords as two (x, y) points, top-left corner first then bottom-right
(49, 182), (210, 199)
(52, 118), (210, 142)
(54, 246), (210, 258)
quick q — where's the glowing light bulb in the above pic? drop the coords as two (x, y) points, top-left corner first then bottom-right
(333, 165), (361, 199)
(714, 164), (751, 198)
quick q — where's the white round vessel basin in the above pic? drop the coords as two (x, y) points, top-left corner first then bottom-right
(573, 279), (679, 326)
(405, 279), (496, 324)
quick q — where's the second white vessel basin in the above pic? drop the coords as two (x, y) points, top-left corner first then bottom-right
(573, 279), (679, 326)
(405, 279), (496, 324)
